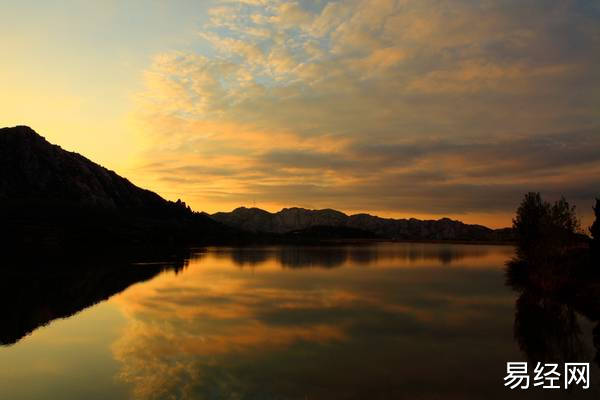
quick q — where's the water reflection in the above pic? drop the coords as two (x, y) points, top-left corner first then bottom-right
(506, 260), (600, 371)
(0, 255), (189, 346)
(110, 244), (519, 399)
(7, 243), (598, 399)
(212, 242), (512, 268)
(0, 243), (505, 348)
(514, 291), (586, 364)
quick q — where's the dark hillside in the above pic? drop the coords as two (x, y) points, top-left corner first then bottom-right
(0, 126), (236, 253)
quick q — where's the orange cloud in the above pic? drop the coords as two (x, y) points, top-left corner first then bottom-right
(129, 0), (600, 227)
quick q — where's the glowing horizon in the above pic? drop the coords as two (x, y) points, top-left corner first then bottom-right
(2, 0), (599, 229)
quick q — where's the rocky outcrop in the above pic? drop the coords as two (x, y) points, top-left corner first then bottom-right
(1, 126), (176, 210)
(0, 126), (233, 251)
(212, 207), (514, 242)
(212, 207), (348, 234)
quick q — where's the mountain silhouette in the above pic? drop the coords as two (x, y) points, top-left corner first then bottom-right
(212, 206), (514, 242)
(1, 126), (513, 252)
(1, 126), (174, 209)
(0, 126), (236, 253)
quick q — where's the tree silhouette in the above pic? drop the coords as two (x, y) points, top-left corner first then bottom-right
(512, 192), (548, 258)
(591, 198), (600, 254)
(512, 192), (580, 262)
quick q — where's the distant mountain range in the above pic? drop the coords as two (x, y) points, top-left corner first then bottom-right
(0, 126), (513, 253)
(212, 207), (514, 242)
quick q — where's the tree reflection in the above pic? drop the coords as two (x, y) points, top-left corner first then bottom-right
(513, 289), (585, 364)
(507, 261), (600, 369)
(506, 192), (600, 368)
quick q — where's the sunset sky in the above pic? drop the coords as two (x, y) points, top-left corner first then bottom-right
(2, 0), (599, 228)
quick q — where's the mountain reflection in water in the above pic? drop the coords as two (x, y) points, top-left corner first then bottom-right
(215, 242), (505, 268)
(0, 255), (189, 346)
(1, 243), (599, 399)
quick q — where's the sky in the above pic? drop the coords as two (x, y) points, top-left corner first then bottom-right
(1, 0), (599, 228)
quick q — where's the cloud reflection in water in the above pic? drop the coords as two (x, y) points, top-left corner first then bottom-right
(110, 243), (524, 399)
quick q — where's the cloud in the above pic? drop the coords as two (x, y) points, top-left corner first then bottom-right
(132, 0), (600, 225)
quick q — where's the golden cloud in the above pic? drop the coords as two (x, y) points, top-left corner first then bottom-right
(131, 0), (600, 226)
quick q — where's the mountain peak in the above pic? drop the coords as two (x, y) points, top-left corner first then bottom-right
(211, 206), (513, 241)
(1, 126), (230, 250)
(1, 125), (49, 145)
(0, 126), (166, 209)
(2, 125), (36, 133)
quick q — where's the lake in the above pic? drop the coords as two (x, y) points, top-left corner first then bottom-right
(1, 242), (598, 399)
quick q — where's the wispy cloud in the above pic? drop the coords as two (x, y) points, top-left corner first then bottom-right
(133, 0), (600, 226)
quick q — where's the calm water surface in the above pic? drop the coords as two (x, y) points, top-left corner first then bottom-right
(1, 243), (598, 399)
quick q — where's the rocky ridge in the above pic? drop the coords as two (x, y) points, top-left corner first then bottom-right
(212, 206), (514, 242)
